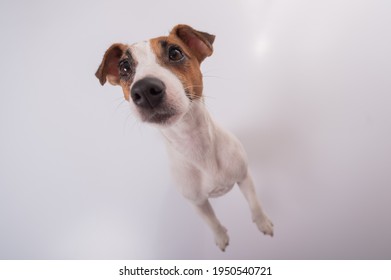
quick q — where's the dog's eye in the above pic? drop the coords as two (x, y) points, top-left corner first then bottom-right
(119, 60), (131, 76)
(168, 46), (184, 62)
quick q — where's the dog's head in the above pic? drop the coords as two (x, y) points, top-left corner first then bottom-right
(95, 24), (215, 126)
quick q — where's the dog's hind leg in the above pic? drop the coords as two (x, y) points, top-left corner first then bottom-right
(192, 199), (229, 251)
(238, 172), (274, 237)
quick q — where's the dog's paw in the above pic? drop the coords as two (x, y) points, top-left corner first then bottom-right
(215, 227), (229, 252)
(254, 215), (274, 237)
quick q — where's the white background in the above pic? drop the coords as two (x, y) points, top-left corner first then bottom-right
(0, 0), (390, 259)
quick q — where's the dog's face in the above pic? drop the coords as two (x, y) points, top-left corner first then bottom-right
(95, 25), (215, 126)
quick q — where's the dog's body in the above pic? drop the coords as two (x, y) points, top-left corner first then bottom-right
(96, 24), (273, 251)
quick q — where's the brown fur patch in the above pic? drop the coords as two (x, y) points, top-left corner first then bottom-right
(95, 43), (127, 86)
(170, 24), (215, 63)
(96, 44), (136, 101)
(150, 36), (204, 99)
(120, 80), (131, 101)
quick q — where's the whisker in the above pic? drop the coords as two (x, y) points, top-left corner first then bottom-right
(202, 75), (228, 80)
(182, 85), (204, 90)
(122, 112), (132, 134)
(122, 110), (141, 136)
(115, 99), (127, 111)
(181, 85), (217, 102)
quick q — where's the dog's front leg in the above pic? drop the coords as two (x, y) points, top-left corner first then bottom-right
(192, 199), (229, 251)
(238, 173), (274, 237)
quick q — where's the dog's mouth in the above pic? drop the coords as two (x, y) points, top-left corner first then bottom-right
(145, 111), (175, 124)
(138, 105), (180, 126)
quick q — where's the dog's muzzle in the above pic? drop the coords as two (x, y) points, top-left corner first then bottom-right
(131, 77), (166, 109)
(130, 77), (178, 125)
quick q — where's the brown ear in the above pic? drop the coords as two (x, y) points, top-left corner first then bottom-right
(95, 43), (127, 86)
(170, 24), (215, 63)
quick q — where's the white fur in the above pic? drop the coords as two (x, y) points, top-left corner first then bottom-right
(130, 41), (273, 251)
(129, 42), (189, 125)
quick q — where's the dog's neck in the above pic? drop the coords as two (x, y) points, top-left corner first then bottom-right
(160, 100), (216, 162)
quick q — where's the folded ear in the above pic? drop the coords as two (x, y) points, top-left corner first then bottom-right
(170, 24), (215, 63)
(95, 43), (127, 86)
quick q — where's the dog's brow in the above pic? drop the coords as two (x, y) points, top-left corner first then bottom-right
(159, 40), (168, 49)
(123, 49), (136, 66)
(125, 49), (132, 59)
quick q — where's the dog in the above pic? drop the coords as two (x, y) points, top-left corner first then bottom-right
(95, 24), (273, 251)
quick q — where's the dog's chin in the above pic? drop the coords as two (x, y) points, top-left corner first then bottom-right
(139, 109), (184, 127)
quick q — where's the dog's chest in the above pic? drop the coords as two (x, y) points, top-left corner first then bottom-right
(165, 133), (241, 198)
(161, 103), (247, 199)
(204, 175), (236, 198)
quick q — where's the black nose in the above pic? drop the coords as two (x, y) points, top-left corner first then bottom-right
(131, 77), (166, 108)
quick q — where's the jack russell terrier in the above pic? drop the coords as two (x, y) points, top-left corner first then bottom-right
(95, 24), (273, 251)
